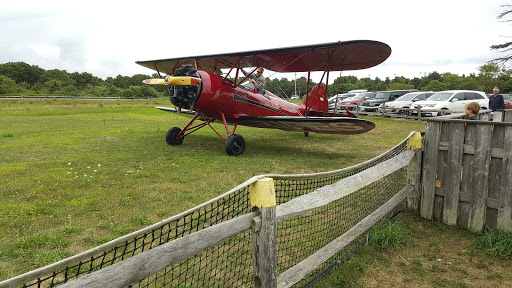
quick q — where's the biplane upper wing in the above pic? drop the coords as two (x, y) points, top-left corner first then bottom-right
(136, 40), (391, 74)
(237, 116), (375, 135)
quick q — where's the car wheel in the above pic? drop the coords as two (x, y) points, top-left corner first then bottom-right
(439, 109), (450, 116)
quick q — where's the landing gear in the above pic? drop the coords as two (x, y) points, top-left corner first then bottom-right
(166, 127), (184, 145)
(304, 132), (309, 137)
(164, 112), (245, 156)
(225, 134), (245, 156)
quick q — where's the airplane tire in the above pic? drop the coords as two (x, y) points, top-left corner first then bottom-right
(304, 132), (309, 137)
(225, 134), (245, 156)
(166, 127), (184, 145)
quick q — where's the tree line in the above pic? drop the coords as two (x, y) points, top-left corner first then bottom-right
(0, 61), (511, 99)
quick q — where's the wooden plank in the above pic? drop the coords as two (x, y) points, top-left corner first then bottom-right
(504, 110), (512, 123)
(486, 126), (505, 228)
(442, 122), (465, 226)
(276, 150), (415, 222)
(460, 123), (477, 228)
(433, 122), (450, 221)
(497, 125), (512, 230)
(421, 121), (441, 220)
(435, 188), (499, 209)
(277, 185), (414, 288)
(58, 212), (257, 288)
(468, 124), (493, 232)
(492, 112), (503, 122)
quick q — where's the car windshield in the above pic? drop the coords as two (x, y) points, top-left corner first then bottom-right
(351, 93), (368, 100)
(395, 93), (419, 101)
(428, 92), (453, 101)
(375, 92), (390, 99)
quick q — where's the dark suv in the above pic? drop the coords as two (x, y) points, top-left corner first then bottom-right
(359, 89), (418, 112)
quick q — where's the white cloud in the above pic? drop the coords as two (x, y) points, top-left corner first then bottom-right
(0, 0), (509, 80)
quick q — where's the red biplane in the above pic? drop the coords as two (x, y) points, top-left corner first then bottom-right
(136, 40), (391, 156)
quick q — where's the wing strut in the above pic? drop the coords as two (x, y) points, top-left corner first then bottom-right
(154, 64), (171, 97)
(305, 50), (312, 117)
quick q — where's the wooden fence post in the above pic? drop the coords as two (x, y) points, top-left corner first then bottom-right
(250, 177), (277, 288)
(407, 132), (423, 211)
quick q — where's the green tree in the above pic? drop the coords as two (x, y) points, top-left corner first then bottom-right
(44, 80), (64, 94)
(70, 72), (99, 89)
(387, 83), (414, 90)
(0, 75), (20, 94)
(0, 62), (44, 85)
(490, 5), (512, 66)
(123, 85), (161, 98)
(478, 63), (501, 92)
(422, 80), (446, 91)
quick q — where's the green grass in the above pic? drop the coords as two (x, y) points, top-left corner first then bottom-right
(475, 226), (512, 259)
(313, 212), (512, 288)
(0, 99), (424, 281)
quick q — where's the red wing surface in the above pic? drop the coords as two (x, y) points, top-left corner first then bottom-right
(238, 116), (375, 135)
(136, 40), (391, 74)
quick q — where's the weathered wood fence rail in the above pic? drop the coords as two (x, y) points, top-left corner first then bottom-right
(53, 149), (419, 288)
(420, 110), (512, 232)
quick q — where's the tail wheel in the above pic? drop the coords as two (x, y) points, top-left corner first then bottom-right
(166, 127), (184, 145)
(225, 134), (245, 156)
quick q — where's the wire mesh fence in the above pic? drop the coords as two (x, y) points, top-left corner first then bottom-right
(4, 136), (410, 288)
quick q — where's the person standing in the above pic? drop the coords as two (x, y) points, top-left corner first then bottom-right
(489, 87), (505, 111)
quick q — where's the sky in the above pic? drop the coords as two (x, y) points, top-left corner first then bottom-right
(0, 0), (510, 82)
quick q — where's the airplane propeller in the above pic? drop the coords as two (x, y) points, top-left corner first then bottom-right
(142, 76), (201, 87)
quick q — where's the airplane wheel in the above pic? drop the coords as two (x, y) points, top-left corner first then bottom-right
(166, 127), (184, 145)
(304, 132), (309, 137)
(225, 134), (245, 156)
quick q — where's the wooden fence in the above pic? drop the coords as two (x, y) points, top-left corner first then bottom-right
(50, 148), (420, 288)
(419, 110), (512, 232)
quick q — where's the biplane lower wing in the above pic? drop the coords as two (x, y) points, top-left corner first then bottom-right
(238, 116), (375, 135)
(156, 106), (196, 115)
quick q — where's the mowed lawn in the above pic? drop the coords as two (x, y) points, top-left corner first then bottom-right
(0, 99), (426, 280)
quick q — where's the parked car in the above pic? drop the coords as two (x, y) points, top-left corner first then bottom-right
(503, 94), (512, 108)
(385, 91), (435, 114)
(359, 90), (418, 112)
(328, 93), (357, 109)
(336, 92), (376, 110)
(411, 90), (489, 116)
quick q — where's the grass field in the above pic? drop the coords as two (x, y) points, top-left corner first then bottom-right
(2, 99), (508, 287)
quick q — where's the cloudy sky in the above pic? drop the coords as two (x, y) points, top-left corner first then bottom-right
(0, 0), (509, 81)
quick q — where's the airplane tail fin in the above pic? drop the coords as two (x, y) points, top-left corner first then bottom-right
(297, 85), (329, 113)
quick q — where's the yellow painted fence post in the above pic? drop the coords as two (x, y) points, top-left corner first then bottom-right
(250, 177), (277, 288)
